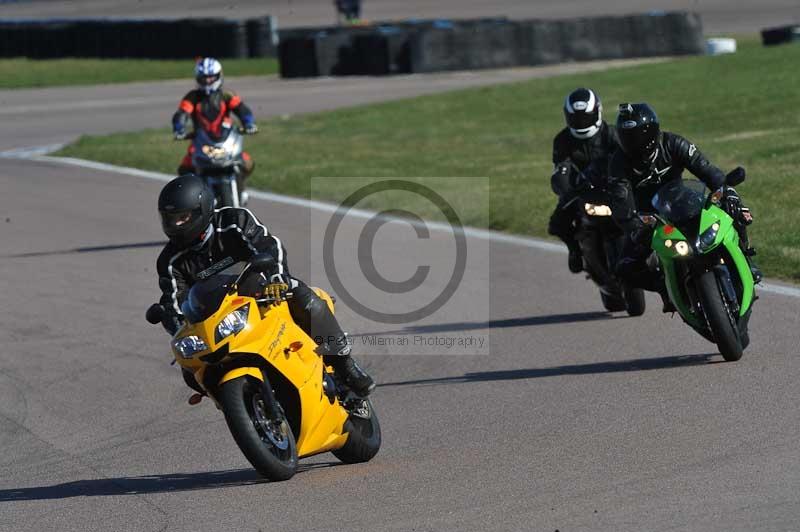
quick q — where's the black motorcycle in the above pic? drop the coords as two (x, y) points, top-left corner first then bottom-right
(561, 169), (646, 316)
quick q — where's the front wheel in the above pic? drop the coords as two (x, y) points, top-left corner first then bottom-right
(332, 399), (381, 464)
(219, 376), (298, 481)
(216, 180), (237, 208)
(696, 270), (743, 362)
(623, 284), (646, 317)
(600, 290), (626, 312)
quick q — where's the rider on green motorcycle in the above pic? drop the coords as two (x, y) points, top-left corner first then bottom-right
(606, 103), (761, 310)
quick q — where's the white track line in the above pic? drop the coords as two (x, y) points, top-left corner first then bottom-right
(8, 150), (799, 299)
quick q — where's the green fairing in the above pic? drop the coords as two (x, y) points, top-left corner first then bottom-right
(651, 203), (754, 327)
(701, 205), (754, 316)
(651, 224), (698, 326)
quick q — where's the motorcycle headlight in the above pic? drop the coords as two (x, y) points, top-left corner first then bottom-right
(698, 222), (720, 250)
(584, 203), (612, 216)
(674, 240), (691, 257)
(173, 336), (209, 359)
(215, 304), (250, 342)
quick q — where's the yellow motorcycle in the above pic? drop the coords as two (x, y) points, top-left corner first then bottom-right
(146, 257), (380, 481)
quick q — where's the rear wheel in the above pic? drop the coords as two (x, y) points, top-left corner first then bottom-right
(696, 270), (743, 362)
(332, 399), (381, 464)
(623, 284), (646, 317)
(219, 377), (298, 481)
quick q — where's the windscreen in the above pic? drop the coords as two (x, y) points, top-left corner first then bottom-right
(651, 179), (708, 224)
(181, 273), (238, 324)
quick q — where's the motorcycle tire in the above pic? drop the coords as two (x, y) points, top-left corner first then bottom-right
(216, 183), (236, 208)
(623, 285), (646, 317)
(600, 291), (626, 313)
(220, 376), (298, 481)
(332, 399), (381, 464)
(696, 270), (743, 362)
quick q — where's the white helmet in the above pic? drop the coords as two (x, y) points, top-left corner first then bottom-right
(564, 88), (602, 139)
(195, 57), (223, 95)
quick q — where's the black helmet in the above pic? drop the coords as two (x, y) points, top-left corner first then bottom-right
(616, 102), (660, 162)
(563, 88), (602, 139)
(158, 175), (214, 248)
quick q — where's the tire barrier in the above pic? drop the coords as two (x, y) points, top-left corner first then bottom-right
(761, 25), (800, 46)
(0, 17), (276, 59)
(409, 22), (518, 74)
(278, 11), (705, 78)
(279, 27), (374, 78)
(354, 28), (410, 75)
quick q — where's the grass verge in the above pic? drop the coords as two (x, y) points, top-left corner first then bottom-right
(57, 39), (800, 281)
(0, 57), (277, 89)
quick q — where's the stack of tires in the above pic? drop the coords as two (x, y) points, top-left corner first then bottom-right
(277, 11), (706, 78)
(0, 17), (276, 59)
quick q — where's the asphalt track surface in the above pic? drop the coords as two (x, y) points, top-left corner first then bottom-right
(2, 0), (799, 34)
(1, 22), (800, 532)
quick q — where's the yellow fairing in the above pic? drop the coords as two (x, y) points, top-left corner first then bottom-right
(219, 367), (262, 385)
(171, 288), (350, 458)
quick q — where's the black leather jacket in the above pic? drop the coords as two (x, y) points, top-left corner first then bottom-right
(551, 122), (619, 197)
(156, 207), (287, 333)
(607, 131), (726, 228)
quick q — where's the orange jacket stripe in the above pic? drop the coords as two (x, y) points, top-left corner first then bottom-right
(179, 99), (194, 113)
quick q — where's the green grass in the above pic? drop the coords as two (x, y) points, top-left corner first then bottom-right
(57, 38), (800, 281)
(0, 57), (277, 89)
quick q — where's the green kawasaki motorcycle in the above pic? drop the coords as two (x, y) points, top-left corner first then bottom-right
(645, 170), (755, 362)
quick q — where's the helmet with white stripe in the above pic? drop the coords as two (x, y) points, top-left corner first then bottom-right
(564, 88), (603, 139)
(195, 57), (223, 95)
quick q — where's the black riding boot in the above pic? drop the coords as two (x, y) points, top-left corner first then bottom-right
(566, 240), (583, 274)
(323, 353), (375, 397)
(549, 205), (582, 273)
(657, 285), (676, 313)
(736, 226), (762, 284)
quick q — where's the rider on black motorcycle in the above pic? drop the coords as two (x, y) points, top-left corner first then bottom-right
(154, 175), (375, 397)
(606, 102), (761, 310)
(172, 58), (258, 193)
(549, 88), (619, 273)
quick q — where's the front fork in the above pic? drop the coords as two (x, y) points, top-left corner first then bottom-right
(662, 243), (752, 332)
(218, 367), (283, 421)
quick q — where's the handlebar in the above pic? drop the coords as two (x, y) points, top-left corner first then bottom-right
(255, 291), (294, 305)
(174, 127), (252, 141)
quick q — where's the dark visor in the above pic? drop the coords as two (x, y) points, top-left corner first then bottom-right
(196, 74), (220, 86)
(162, 209), (200, 230)
(566, 109), (599, 130)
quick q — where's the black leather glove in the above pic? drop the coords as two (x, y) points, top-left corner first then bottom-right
(725, 187), (753, 225)
(628, 219), (653, 247)
(551, 163), (572, 196)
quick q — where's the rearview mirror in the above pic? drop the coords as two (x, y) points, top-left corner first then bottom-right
(146, 303), (166, 325)
(726, 166), (746, 187)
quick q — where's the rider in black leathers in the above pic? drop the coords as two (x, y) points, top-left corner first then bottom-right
(607, 102), (761, 309)
(154, 175), (375, 396)
(549, 88), (619, 273)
